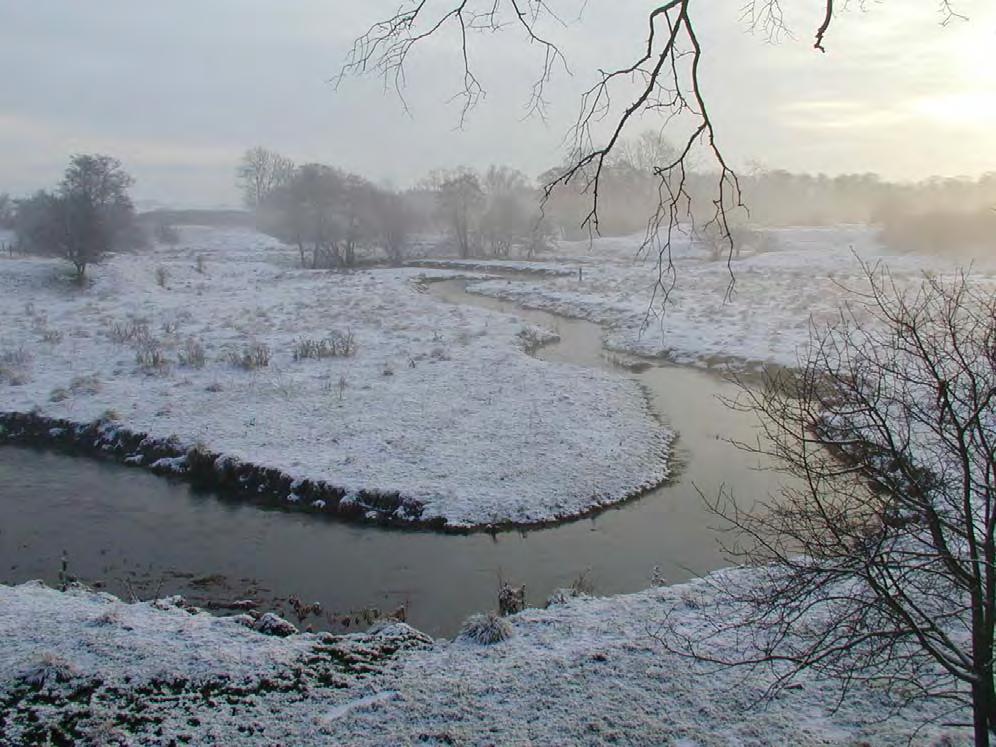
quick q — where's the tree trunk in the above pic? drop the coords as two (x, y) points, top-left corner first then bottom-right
(973, 602), (996, 746)
(972, 681), (992, 746)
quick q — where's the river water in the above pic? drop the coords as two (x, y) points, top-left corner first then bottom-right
(0, 279), (776, 636)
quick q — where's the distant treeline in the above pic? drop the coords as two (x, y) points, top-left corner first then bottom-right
(3, 138), (993, 263)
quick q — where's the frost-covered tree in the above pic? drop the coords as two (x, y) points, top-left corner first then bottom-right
(15, 154), (137, 279)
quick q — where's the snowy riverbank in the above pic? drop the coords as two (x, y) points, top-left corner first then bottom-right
(0, 579), (966, 745)
(0, 228), (670, 528)
(465, 226), (996, 369)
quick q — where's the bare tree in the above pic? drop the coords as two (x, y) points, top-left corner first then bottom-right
(15, 154), (137, 279)
(375, 190), (413, 264)
(434, 169), (484, 259)
(259, 163), (339, 268)
(480, 166), (532, 258)
(0, 193), (15, 229)
(660, 265), (996, 744)
(338, 172), (380, 267)
(612, 130), (679, 176)
(236, 146), (296, 210)
(340, 1), (966, 302)
(260, 163), (387, 269)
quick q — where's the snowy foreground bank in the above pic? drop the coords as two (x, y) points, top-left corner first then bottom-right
(0, 228), (669, 528)
(0, 580), (964, 745)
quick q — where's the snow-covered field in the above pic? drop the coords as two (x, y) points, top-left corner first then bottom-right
(2, 224), (989, 743)
(469, 225), (996, 368)
(0, 579), (966, 745)
(0, 228), (669, 527)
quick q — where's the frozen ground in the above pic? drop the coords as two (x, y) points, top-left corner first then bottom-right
(0, 228), (669, 527)
(468, 225), (996, 368)
(0, 579), (967, 745)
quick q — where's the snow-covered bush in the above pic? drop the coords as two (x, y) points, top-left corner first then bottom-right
(228, 342), (270, 370)
(0, 345), (32, 385)
(177, 337), (206, 368)
(459, 612), (514, 645)
(253, 612), (298, 637)
(498, 583), (526, 616)
(20, 653), (81, 689)
(108, 318), (151, 345)
(40, 327), (64, 344)
(135, 340), (169, 372)
(292, 331), (356, 361)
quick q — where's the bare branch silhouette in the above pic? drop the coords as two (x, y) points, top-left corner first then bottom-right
(339, 1), (966, 307)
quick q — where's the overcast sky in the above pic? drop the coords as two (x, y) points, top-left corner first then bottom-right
(1, 0), (993, 207)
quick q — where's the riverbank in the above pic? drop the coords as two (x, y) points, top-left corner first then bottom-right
(0, 579), (966, 745)
(462, 226), (996, 369)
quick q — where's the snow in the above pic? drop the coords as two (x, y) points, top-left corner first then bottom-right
(408, 257), (575, 276)
(1, 224), (986, 743)
(465, 225), (996, 369)
(0, 227), (670, 527)
(0, 579), (968, 744)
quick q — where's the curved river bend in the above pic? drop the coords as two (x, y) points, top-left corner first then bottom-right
(0, 278), (775, 636)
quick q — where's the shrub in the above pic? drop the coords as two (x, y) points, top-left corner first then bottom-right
(20, 654), (80, 689)
(69, 374), (101, 395)
(135, 340), (169, 372)
(292, 331), (356, 361)
(546, 572), (594, 607)
(40, 328), (64, 344)
(517, 327), (553, 354)
(498, 582), (526, 615)
(0, 346), (32, 385)
(177, 337), (206, 368)
(459, 612), (514, 645)
(228, 342), (270, 370)
(108, 319), (151, 345)
(253, 612), (298, 637)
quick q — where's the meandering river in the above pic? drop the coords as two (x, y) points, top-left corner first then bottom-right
(0, 277), (777, 636)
